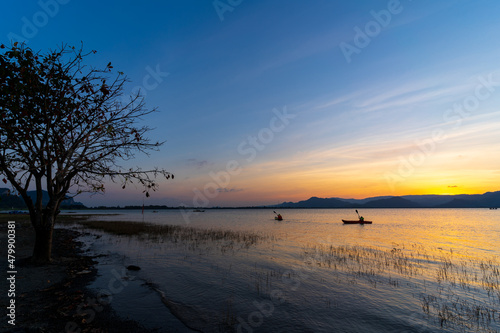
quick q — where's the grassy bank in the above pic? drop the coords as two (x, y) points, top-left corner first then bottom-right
(76, 219), (272, 254)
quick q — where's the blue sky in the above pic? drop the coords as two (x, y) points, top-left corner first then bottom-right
(2, 0), (500, 207)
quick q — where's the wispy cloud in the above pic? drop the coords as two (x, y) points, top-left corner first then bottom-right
(185, 158), (211, 169)
(217, 187), (243, 193)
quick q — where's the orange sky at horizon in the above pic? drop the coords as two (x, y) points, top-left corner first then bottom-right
(80, 122), (500, 207)
(133, 159), (498, 207)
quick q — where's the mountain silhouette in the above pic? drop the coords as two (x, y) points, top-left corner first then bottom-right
(0, 188), (86, 209)
(273, 191), (500, 208)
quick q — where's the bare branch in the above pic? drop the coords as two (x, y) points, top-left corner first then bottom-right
(1, 42), (173, 209)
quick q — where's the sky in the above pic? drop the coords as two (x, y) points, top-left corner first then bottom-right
(1, 0), (500, 207)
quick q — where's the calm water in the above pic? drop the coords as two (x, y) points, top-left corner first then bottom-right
(72, 209), (500, 332)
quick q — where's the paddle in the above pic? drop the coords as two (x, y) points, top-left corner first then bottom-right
(355, 209), (360, 219)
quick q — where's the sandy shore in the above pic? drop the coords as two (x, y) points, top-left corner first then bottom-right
(0, 215), (156, 333)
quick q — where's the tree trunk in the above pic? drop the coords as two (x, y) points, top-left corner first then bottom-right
(31, 214), (55, 264)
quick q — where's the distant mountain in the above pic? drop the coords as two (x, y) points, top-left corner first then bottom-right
(0, 188), (25, 209)
(433, 198), (478, 208)
(26, 190), (85, 208)
(278, 196), (351, 208)
(362, 197), (421, 208)
(478, 191), (500, 207)
(272, 191), (500, 208)
(398, 195), (457, 207)
(334, 196), (394, 205)
(0, 188), (86, 209)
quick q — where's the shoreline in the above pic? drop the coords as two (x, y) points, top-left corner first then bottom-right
(0, 217), (157, 333)
(3, 212), (498, 332)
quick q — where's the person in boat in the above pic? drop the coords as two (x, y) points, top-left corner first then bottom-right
(277, 214), (282, 220)
(359, 216), (364, 221)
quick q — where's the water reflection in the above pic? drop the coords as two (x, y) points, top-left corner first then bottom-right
(79, 208), (499, 332)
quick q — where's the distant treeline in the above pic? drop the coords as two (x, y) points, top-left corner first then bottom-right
(92, 205), (175, 210)
(90, 205), (271, 210)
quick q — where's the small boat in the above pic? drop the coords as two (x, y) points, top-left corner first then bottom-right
(193, 209), (205, 212)
(342, 210), (372, 224)
(342, 219), (372, 224)
(275, 216), (283, 221)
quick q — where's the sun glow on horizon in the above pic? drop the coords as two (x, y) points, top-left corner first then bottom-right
(7, 1), (499, 207)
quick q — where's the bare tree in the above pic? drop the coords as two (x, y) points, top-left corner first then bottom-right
(0, 43), (173, 263)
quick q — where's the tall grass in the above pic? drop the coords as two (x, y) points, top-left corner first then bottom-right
(303, 242), (500, 331)
(77, 220), (269, 253)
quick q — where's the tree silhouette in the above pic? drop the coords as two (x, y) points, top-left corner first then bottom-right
(0, 43), (173, 263)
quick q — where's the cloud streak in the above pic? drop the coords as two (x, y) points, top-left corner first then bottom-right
(185, 159), (211, 169)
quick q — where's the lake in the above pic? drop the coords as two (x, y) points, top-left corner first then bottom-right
(70, 208), (500, 332)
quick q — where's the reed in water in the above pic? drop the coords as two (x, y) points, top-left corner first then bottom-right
(78, 220), (270, 251)
(303, 242), (500, 331)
